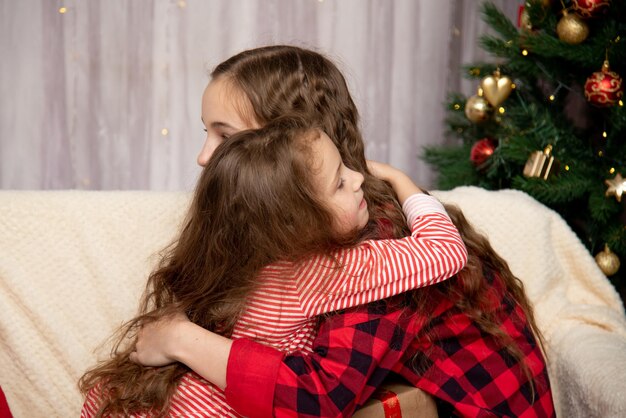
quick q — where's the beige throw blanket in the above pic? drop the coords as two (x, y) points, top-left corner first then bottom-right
(0, 187), (625, 417)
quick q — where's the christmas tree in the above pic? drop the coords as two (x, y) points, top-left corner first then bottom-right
(423, 0), (626, 298)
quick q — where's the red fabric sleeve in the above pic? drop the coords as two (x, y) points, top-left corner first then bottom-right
(224, 338), (285, 418)
(226, 296), (419, 417)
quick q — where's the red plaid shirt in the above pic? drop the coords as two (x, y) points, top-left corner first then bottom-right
(225, 270), (555, 417)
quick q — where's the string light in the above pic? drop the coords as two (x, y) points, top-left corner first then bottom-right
(161, 128), (169, 136)
(498, 107), (506, 114)
(59, 6), (67, 13)
(598, 150), (603, 157)
(511, 83), (517, 89)
(565, 165), (570, 171)
(522, 49), (529, 56)
(602, 131), (608, 138)
(610, 167), (616, 174)
(453, 104), (461, 110)
(619, 100), (624, 106)
(549, 84), (564, 103)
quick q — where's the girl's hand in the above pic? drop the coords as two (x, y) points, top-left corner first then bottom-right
(130, 311), (233, 389)
(366, 159), (424, 203)
(366, 160), (398, 182)
(129, 311), (190, 367)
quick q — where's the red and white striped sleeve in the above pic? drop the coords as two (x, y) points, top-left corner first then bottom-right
(295, 193), (467, 318)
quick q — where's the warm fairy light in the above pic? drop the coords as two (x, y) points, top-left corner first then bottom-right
(619, 100), (624, 106)
(610, 167), (616, 174)
(603, 131), (608, 138)
(59, 7), (67, 13)
(549, 95), (555, 101)
(161, 128), (169, 136)
(598, 150), (603, 157)
(477, 87), (484, 96)
(522, 49), (529, 56)
(511, 83), (517, 89)
(565, 165), (570, 171)
(498, 107), (505, 114)
(453, 104), (461, 110)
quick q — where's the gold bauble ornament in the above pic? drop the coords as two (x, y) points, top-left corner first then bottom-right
(480, 69), (514, 107)
(556, 11), (589, 44)
(605, 172), (626, 202)
(464, 95), (492, 123)
(595, 244), (621, 276)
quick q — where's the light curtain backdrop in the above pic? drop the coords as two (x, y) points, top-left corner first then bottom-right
(0, 0), (518, 190)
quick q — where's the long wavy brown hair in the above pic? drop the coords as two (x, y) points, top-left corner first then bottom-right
(80, 45), (544, 415)
(80, 115), (371, 416)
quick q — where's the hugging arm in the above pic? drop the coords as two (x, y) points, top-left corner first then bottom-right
(225, 297), (419, 418)
(131, 297), (420, 418)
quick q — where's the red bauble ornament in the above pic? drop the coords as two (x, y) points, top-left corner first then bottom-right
(470, 138), (497, 167)
(571, 0), (610, 18)
(584, 60), (624, 107)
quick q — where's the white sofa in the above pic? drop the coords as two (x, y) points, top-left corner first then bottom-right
(1, 187), (626, 417)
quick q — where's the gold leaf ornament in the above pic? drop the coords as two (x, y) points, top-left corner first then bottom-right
(480, 70), (513, 107)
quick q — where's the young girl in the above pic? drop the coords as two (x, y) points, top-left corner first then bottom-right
(84, 45), (554, 417)
(80, 115), (467, 416)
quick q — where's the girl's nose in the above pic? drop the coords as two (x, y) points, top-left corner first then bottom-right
(197, 137), (217, 167)
(352, 170), (364, 191)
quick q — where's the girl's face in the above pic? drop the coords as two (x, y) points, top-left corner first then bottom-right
(310, 131), (369, 235)
(199, 77), (369, 235)
(198, 77), (259, 167)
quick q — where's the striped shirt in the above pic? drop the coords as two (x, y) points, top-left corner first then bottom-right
(81, 193), (467, 417)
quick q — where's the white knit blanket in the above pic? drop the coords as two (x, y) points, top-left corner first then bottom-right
(1, 187), (625, 417)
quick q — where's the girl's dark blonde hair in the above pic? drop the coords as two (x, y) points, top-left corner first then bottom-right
(80, 45), (544, 415)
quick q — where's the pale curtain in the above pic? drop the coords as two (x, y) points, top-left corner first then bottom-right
(0, 0), (519, 190)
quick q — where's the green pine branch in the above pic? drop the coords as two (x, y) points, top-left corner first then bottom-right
(425, 0), (626, 292)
